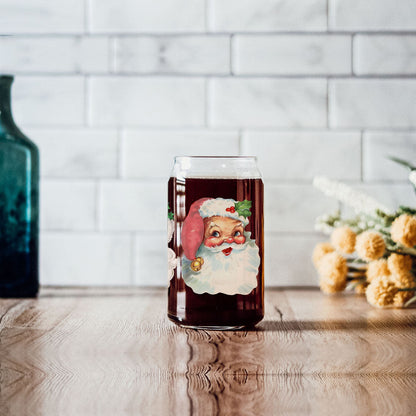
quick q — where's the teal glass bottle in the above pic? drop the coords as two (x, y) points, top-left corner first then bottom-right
(0, 75), (39, 297)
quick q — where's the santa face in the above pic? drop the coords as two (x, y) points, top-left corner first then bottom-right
(203, 216), (246, 252)
(182, 215), (260, 295)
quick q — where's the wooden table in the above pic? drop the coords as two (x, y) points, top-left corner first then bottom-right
(1, 287), (415, 416)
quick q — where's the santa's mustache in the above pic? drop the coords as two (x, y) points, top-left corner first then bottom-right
(203, 240), (248, 253)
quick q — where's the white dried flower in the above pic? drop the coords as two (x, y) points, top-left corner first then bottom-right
(313, 176), (392, 216)
(168, 248), (178, 280)
(315, 222), (334, 235)
(409, 170), (416, 187)
(167, 219), (174, 243)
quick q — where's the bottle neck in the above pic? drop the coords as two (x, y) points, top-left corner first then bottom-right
(0, 76), (16, 134)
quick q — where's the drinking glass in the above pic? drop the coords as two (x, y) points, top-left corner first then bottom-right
(167, 156), (264, 329)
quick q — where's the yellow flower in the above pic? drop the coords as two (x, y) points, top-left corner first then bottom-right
(366, 259), (390, 282)
(393, 290), (415, 307)
(319, 276), (346, 294)
(312, 242), (335, 268)
(391, 214), (416, 248)
(390, 271), (416, 307)
(355, 231), (385, 262)
(366, 276), (399, 308)
(390, 270), (415, 289)
(317, 252), (348, 294)
(387, 253), (412, 276)
(331, 226), (356, 254)
(354, 282), (368, 295)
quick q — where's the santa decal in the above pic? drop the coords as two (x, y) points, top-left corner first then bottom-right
(181, 198), (260, 295)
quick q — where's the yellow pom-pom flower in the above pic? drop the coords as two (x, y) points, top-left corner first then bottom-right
(312, 242), (335, 268)
(331, 226), (356, 254)
(387, 253), (412, 276)
(354, 282), (368, 295)
(366, 276), (399, 308)
(355, 231), (386, 262)
(391, 271), (416, 307)
(366, 259), (390, 282)
(393, 290), (415, 307)
(390, 270), (415, 289)
(319, 276), (347, 294)
(391, 214), (416, 248)
(317, 252), (348, 294)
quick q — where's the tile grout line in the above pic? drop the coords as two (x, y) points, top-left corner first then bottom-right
(84, 75), (90, 126)
(130, 232), (136, 285)
(109, 36), (116, 73)
(8, 73), (416, 79)
(229, 34), (234, 75)
(84, 0), (89, 34)
(326, 79), (330, 129)
(204, 0), (210, 32)
(238, 129), (244, 156)
(360, 130), (364, 182)
(9, 31), (416, 37)
(117, 128), (124, 179)
(326, 0), (330, 31)
(204, 78), (210, 127)
(94, 180), (102, 232)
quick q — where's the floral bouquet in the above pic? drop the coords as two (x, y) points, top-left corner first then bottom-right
(312, 158), (416, 308)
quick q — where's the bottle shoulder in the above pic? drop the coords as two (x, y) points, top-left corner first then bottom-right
(0, 130), (39, 153)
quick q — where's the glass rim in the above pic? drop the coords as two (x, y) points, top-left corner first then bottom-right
(174, 156), (257, 161)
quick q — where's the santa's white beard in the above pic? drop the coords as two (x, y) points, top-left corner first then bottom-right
(182, 238), (260, 295)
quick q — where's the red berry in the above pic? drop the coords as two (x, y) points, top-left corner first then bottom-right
(230, 206), (235, 213)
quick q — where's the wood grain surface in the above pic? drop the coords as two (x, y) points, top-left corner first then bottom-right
(0, 287), (415, 416)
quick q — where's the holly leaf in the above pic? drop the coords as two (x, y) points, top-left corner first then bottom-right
(235, 200), (252, 218)
(168, 204), (174, 220)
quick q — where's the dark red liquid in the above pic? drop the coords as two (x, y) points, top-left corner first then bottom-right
(168, 177), (264, 328)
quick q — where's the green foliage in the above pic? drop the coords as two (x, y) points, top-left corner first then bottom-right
(388, 156), (416, 195)
(388, 156), (416, 171)
(404, 295), (416, 308)
(167, 204), (174, 220)
(235, 200), (252, 218)
(397, 206), (416, 216)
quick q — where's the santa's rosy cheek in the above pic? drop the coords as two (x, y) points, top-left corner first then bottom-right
(204, 237), (222, 247)
(234, 235), (246, 244)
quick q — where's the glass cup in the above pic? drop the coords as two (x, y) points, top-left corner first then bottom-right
(167, 156), (264, 330)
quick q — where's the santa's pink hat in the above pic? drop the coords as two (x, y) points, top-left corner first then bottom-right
(181, 198), (249, 260)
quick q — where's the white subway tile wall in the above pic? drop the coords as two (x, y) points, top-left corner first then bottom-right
(0, 0), (85, 34)
(41, 180), (96, 231)
(89, 77), (205, 126)
(0, 0), (414, 286)
(353, 35), (416, 76)
(233, 35), (351, 75)
(329, 0), (416, 31)
(114, 36), (230, 74)
(209, 78), (327, 127)
(329, 79), (416, 129)
(122, 130), (239, 178)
